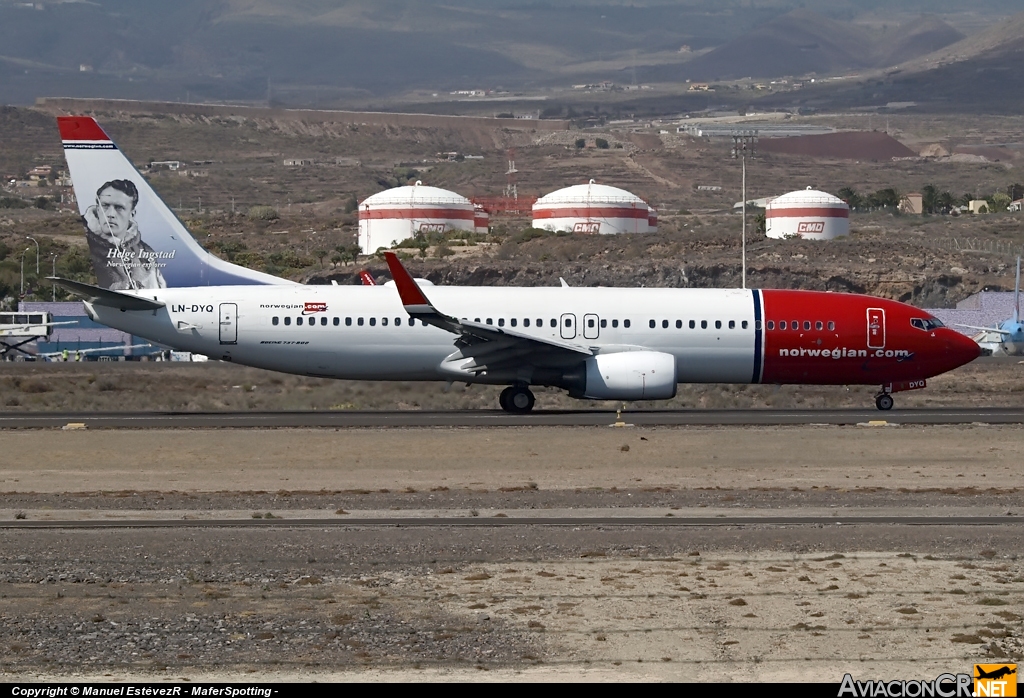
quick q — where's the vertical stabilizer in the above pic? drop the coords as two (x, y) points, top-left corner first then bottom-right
(58, 116), (292, 290)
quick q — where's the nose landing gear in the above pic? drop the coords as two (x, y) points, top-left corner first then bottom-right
(499, 385), (536, 413)
(875, 393), (894, 411)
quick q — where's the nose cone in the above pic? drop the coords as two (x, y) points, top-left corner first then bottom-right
(943, 329), (982, 369)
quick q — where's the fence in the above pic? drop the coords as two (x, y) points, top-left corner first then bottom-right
(933, 238), (1024, 257)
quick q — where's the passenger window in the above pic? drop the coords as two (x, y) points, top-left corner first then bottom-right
(511, 318), (517, 327)
(550, 319), (557, 328)
(357, 317), (364, 326)
(689, 320), (695, 329)
(676, 320), (682, 329)
(814, 321), (822, 330)
(600, 319), (607, 328)
(649, 319), (656, 329)
(767, 321), (774, 330)
(715, 320), (722, 329)
(382, 317), (389, 326)
(792, 320), (798, 330)
(334, 317), (340, 326)
(487, 318), (493, 325)
(474, 318), (481, 323)
(421, 319), (428, 326)
(828, 321), (835, 331)
(745, 321), (752, 330)
(779, 321), (786, 330)
(346, 317), (352, 326)
(662, 320), (669, 329)
(297, 317), (304, 326)
(537, 319), (543, 327)
(803, 321), (810, 331)
(612, 319), (619, 328)
(624, 319), (631, 328)
(272, 317), (279, 326)
(729, 320), (735, 329)
(498, 318), (505, 327)
(369, 317), (376, 326)
(284, 317), (291, 326)
(321, 317), (328, 326)
(588, 318), (595, 328)
(524, 319), (531, 327)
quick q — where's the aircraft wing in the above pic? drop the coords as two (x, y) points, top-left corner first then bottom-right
(957, 324), (1013, 335)
(383, 252), (591, 376)
(38, 342), (155, 358)
(48, 278), (166, 311)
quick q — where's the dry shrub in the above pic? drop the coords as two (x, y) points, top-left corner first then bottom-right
(19, 379), (50, 394)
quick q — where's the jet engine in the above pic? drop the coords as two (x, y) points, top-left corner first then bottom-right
(565, 350), (677, 400)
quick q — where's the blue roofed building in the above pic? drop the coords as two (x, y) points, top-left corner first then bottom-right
(18, 301), (159, 359)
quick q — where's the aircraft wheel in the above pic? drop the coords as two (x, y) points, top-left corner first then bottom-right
(498, 386), (513, 412)
(507, 386), (536, 414)
(875, 394), (894, 411)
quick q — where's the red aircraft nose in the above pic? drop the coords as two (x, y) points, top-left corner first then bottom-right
(944, 330), (981, 368)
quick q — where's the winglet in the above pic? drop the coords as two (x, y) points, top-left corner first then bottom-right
(383, 252), (432, 313)
(358, 269), (377, 286)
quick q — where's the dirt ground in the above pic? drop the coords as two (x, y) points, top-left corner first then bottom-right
(1, 425), (1022, 493)
(1, 425), (1022, 682)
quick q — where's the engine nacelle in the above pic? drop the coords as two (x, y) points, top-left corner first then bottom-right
(573, 350), (677, 400)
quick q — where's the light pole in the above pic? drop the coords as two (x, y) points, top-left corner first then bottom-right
(51, 253), (58, 302)
(26, 236), (39, 274)
(20, 249), (28, 297)
(731, 132), (758, 290)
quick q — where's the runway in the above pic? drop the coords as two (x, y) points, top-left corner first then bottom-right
(2, 406), (1024, 428)
(4, 515), (1022, 529)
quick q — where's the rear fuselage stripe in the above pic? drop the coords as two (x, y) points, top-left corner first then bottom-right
(752, 289), (763, 383)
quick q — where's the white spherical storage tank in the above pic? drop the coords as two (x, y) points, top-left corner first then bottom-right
(532, 180), (655, 234)
(765, 187), (850, 240)
(358, 181), (475, 253)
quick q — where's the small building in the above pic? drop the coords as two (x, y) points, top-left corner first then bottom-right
(900, 193), (923, 215)
(473, 205), (489, 234)
(283, 158), (314, 167)
(969, 199), (990, 214)
(1010, 199), (1023, 212)
(765, 187), (849, 240)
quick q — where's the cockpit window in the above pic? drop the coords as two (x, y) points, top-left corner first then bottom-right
(911, 317), (944, 331)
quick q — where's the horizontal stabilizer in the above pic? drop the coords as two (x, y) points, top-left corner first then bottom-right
(48, 277), (165, 311)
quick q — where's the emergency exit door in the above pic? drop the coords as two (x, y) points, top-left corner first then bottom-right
(219, 303), (237, 345)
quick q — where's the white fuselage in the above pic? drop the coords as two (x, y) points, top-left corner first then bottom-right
(86, 284), (760, 384)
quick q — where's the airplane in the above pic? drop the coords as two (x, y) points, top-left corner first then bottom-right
(49, 116), (980, 412)
(956, 257), (1024, 356)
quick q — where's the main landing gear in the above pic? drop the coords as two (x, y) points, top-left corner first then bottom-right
(875, 393), (894, 411)
(499, 385), (536, 414)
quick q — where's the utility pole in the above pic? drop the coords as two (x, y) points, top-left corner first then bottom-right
(731, 132), (758, 290)
(51, 254), (58, 302)
(26, 236), (39, 274)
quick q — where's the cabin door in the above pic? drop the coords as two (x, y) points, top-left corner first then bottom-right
(219, 303), (238, 345)
(867, 308), (885, 349)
